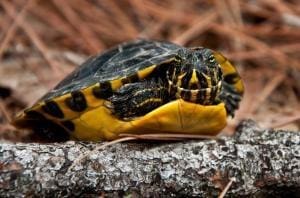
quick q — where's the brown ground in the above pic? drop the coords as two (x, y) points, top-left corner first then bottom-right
(0, 0), (299, 141)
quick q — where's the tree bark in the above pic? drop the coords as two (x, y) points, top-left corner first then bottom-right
(0, 120), (300, 197)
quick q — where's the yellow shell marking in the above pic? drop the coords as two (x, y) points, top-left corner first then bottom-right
(14, 63), (163, 125)
(213, 51), (244, 94)
(110, 79), (123, 91)
(137, 65), (157, 79)
(17, 83), (105, 122)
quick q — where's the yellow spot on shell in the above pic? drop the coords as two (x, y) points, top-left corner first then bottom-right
(213, 51), (244, 95)
(110, 79), (123, 91)
(137, 65), (156, 79)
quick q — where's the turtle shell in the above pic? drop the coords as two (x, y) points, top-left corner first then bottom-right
(42, 40), (180, 101)
(12, 40), (243, 142)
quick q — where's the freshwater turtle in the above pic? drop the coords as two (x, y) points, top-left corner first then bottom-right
(13, 40), (244, 141)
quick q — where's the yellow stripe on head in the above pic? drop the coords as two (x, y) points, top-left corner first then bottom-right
(201, 72), (212, 88)
(190, 69), (198, 84)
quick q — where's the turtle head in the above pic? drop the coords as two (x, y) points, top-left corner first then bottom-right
(168, 48), (223, 104)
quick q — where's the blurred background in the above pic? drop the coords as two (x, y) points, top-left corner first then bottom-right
(0, 0), (299, 141)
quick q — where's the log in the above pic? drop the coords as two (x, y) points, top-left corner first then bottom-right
(0, 120), (299, 197)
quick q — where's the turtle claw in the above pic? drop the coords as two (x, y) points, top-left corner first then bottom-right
(104, 101), (114, 109)
(219, 82), (242, 117)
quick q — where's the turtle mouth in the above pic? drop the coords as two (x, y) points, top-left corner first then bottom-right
(170, 80), (222, 104)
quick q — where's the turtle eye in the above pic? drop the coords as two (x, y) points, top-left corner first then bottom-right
(208, 55), (215, 63)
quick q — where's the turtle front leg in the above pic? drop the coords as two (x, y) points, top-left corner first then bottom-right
(108, 80), (170, 119)
(218, 82), (243, 117)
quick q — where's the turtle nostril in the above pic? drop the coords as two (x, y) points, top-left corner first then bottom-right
(190, 83), (198, 90)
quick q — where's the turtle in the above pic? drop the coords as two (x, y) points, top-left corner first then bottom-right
(12, 39), (244, 142)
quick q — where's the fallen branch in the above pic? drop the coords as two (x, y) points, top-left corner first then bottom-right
(0, 120), (299, 197)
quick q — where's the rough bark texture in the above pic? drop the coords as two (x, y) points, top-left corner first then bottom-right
(0, 120), (300, 197)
